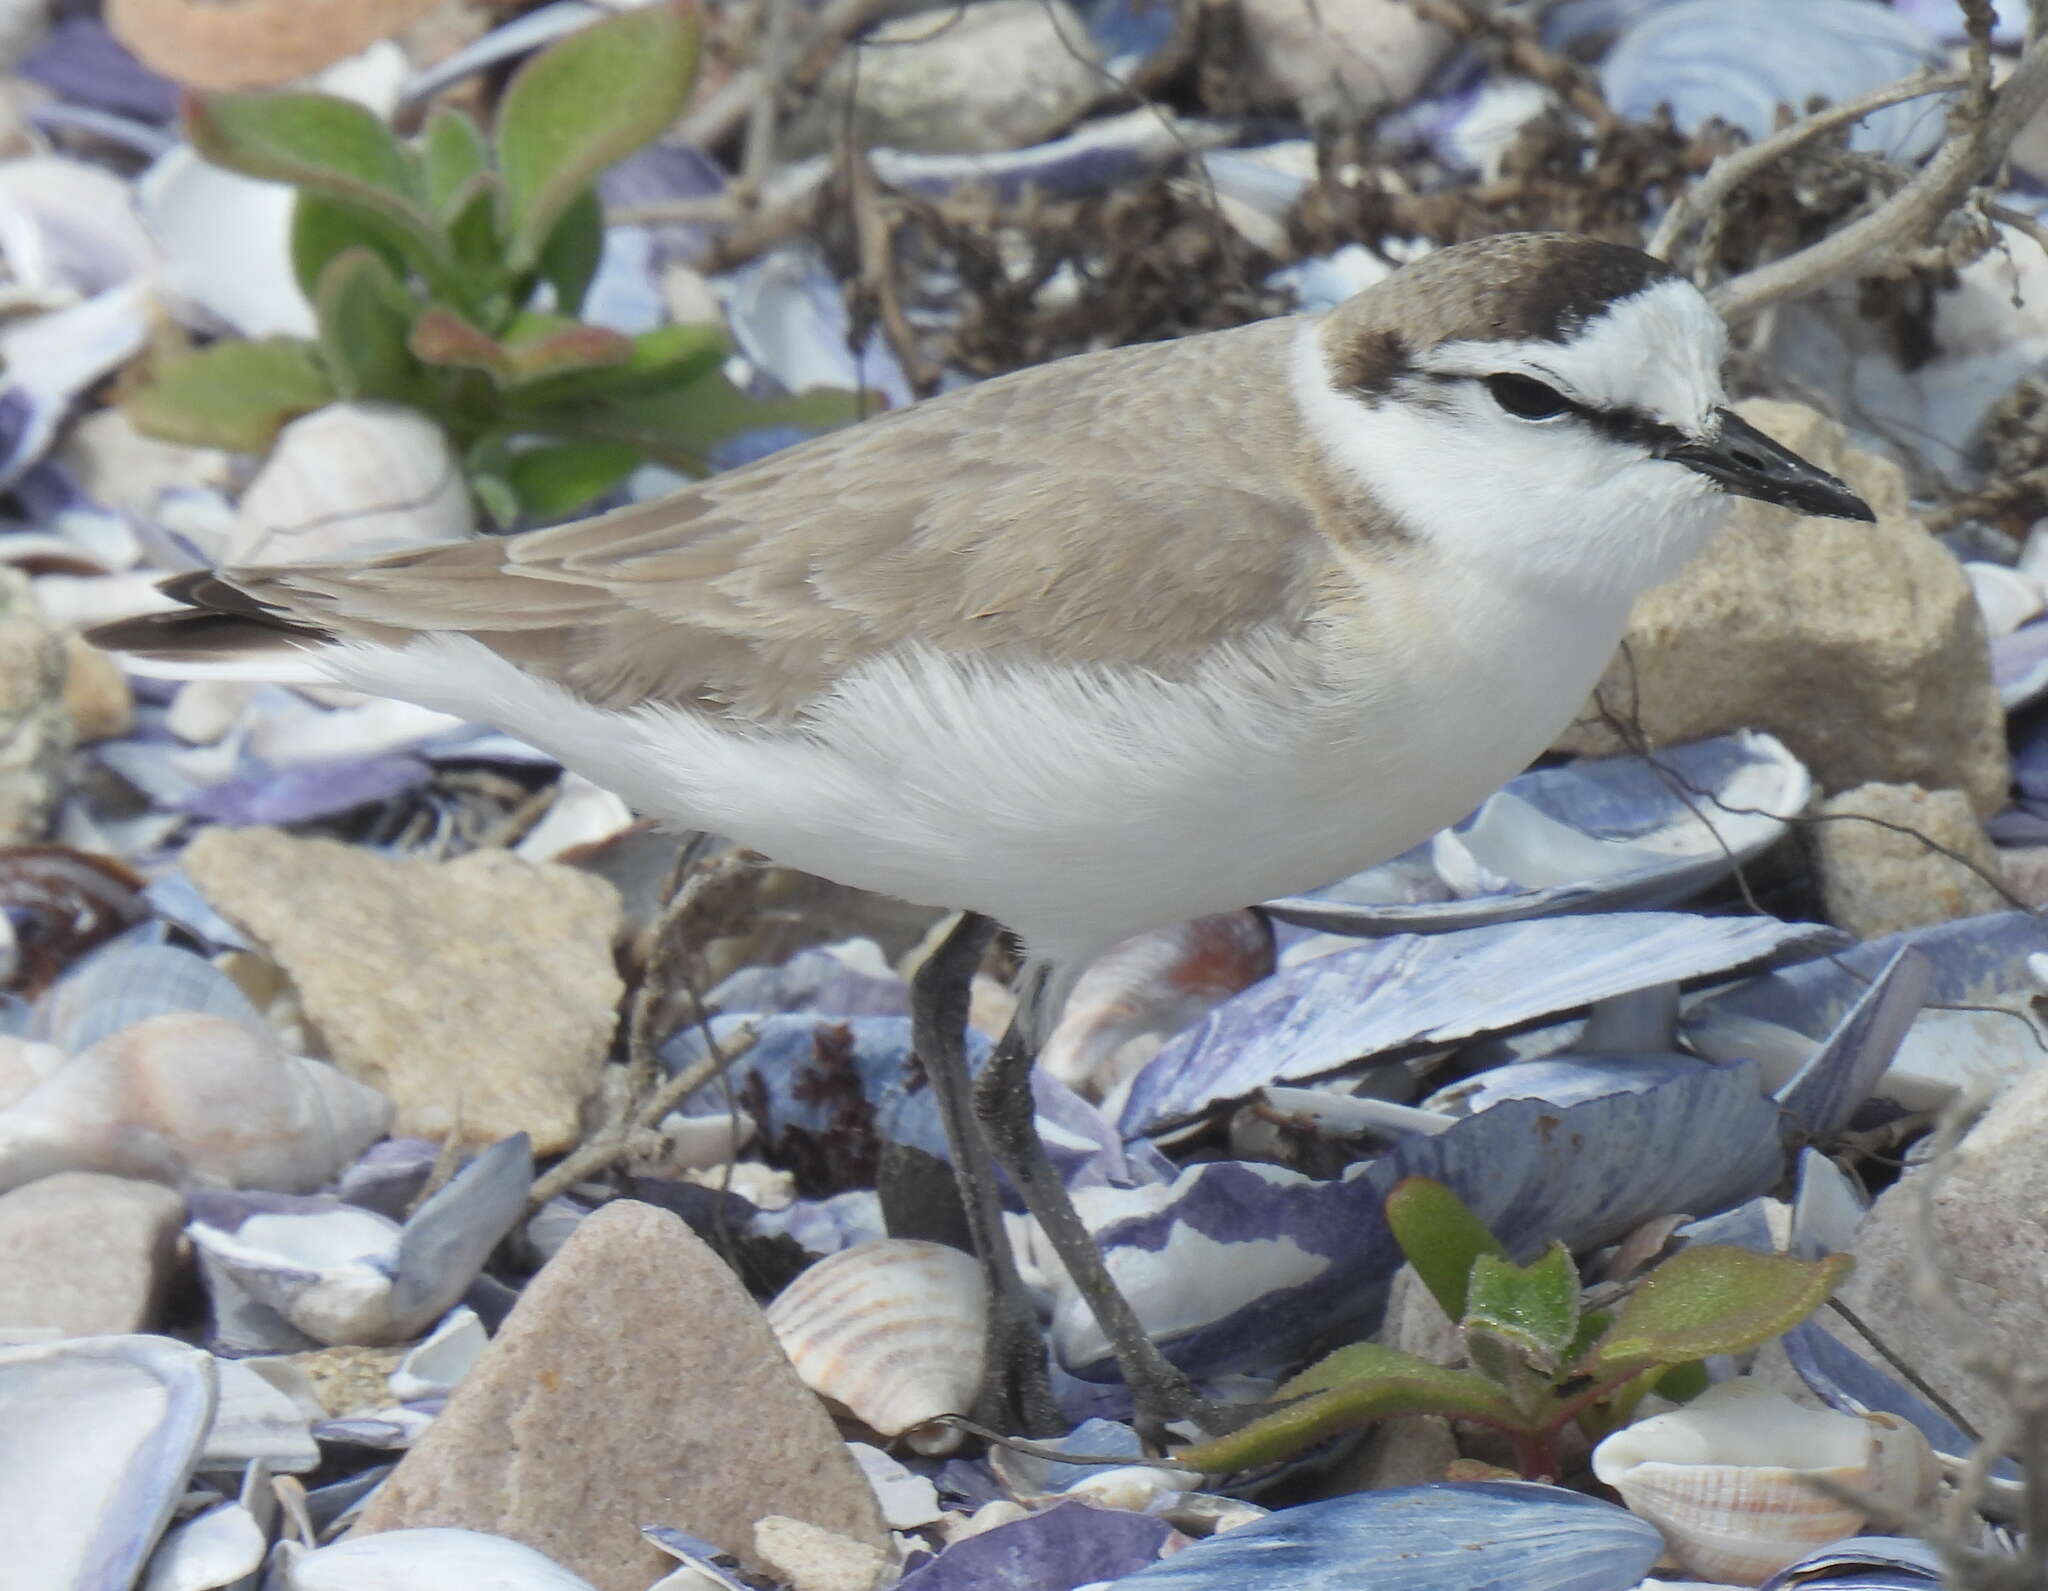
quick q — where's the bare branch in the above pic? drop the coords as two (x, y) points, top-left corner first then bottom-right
(1648, 69), (1969, 262)
(1709, 33), (2048, 323)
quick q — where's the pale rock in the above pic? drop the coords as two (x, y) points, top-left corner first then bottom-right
(1804, 1057), (2048, 1442)
(168, 679), (257, 744)
(181, 827), (622, 1154)
(108, 0), (441, 89)
(1996, 844), (2048, 908)
(62, 635), (131, 743)
(1237, 0), (1454, 119)
(1553, 400), (2008, 815)
(0, 1013), (392, 1195)
(351, 1200), (888, 1591)
(790, 0), (1101, 156)
(1814, 783), (2008, 938)
(56, 407), (233, 520)
(230, 403), (473, 566)
(753, 1517), (893, 1591)
(0, 567), (70, 840)
(1378, 1263), (1462, 1366)
(0, 1171), (183, 1335)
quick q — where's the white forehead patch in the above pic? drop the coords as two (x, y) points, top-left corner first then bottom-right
(1428, 276), (1728, 435)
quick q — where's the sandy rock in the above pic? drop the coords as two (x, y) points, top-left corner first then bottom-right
(790, 0), (1101, 156)
(181, 828), (622, 1154)
(1237, 0), (1454, 119)
(1552, 400), (2008, 816)
(351, 1200), (888, 1591)
(1817, 1058), (2048, 1438)
(108, 0), (441, 89)
(754, 1517), (893, 1591)
(62, 636), (132, 743)
(1813, 783), (2008, 938)
(0, 568), (70, 841)
(0, 1171), (183, 1335)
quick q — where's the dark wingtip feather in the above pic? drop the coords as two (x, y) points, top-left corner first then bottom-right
(85, 573), (335, 666)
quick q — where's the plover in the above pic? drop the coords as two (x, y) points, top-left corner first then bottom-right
(92, 232), (1874, 1440)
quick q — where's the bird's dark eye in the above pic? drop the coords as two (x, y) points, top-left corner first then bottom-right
(1485, 373), (1571, 420)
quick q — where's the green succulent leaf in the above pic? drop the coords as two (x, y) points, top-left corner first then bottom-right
(188, 91), (443, 267)
(1463, 1243), (1582, 1378)
(313, 248), (428, 404)
(290, 193), (410, 305)
(421, 106), (493, 219)
(1175, 1343), (1523, 1474)
(536, 186), (605, 317)
(505, 439), (641, 518)
(1385, 1176), (1509, 1324)
(124, 338), (337, 452)
(494, 0), (699, 269)
(1580, 1247), (1852, 1382)
(442, 175), (511, 313)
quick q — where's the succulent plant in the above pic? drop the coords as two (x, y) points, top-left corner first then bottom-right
(125, 1), (855, 526)
(1175, 1175), (1851, 1480)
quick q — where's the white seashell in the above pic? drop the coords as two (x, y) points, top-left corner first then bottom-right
(0, 280), (154, 486)
(1966, 562), (2045, 639)
(1592, 1379), (1939, 1585)
(168, 680), (259, 745)
(138, 146), (310, 339)
(230, 403), (474, 566)
(1064, 1463), (1194, 1512)
(140, 1498), (268, 1591)
(0, 1012), (392, 1195)
(189, 1135), (530, 1347)
(847, 1442), (945, 1529)
(0, 156), (157, 309)
(515, 773), (638, 863)
(766, 1238), (987, 1454)
(200, 1356), (321, 1473)
(273, 1527), (598, 1589)
(388, 1306), (487, 1402)
(0, 1334), (219, 1589)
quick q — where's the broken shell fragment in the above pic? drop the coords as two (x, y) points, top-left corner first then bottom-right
(765, 1238), (986, 1454)
(1591, 1379), (1939, 1585)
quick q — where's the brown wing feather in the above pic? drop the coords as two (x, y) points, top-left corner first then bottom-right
(203, 313), (1395, 720)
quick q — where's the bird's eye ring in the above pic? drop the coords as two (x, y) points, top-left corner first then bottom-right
(1485, 373), (1571, 421)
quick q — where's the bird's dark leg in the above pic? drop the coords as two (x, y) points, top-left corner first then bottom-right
(909, 911), (1062, 1437)
(974, 958), (1239, 1449)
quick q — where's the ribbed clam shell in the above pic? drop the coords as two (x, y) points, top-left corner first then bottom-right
(766, 1238), (986, 1454)
(1592, 1380), (1938, 1586)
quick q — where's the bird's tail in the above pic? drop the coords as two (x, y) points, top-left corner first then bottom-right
(85, 571), (342, 684)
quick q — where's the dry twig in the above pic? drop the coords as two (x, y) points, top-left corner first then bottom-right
(1709, 23), (2048, 322)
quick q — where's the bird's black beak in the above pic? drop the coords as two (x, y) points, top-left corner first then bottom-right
(1660, 408), (1875, 522)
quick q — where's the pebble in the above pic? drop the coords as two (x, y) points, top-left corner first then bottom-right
(1552, 400), (2009, 816)
(0, 1171), (183, 1336)
(61, 636), (132, 743)
(753, 1516), (894, 1591)
(56, 408), (233, 522)
(791, 0), (1102, 156)
(1813, 783), (2009, 938)
(0, 566), (71, 842)
(1236, 0), (1453, 119)
(1820, 1055), (2048, 1438)
(106, 0), (442, 90)
(181, 827), (623, 1155)
(350, 1200), (889, 1591)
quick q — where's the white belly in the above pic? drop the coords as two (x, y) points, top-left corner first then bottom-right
(331, 573), (1629, 965)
